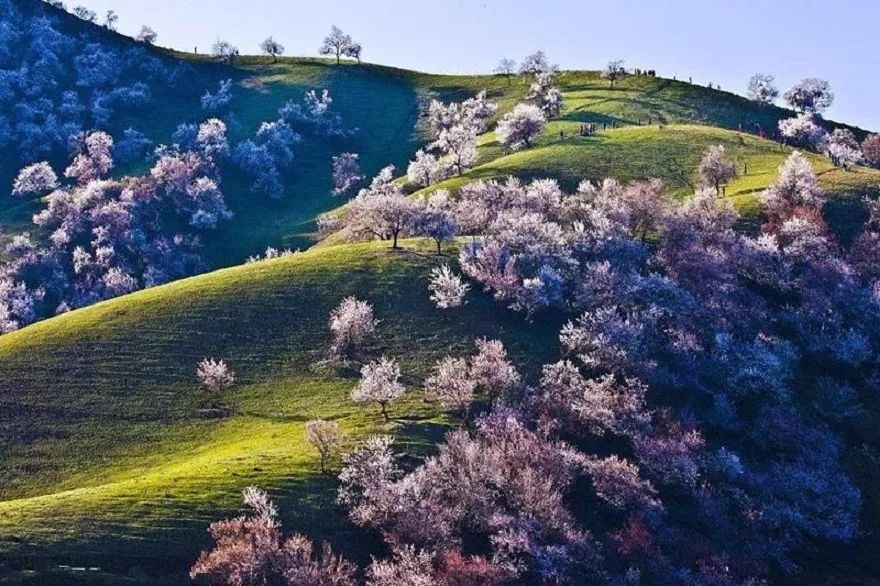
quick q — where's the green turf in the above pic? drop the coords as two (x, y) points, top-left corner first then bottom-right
(0, 239), (560, 583)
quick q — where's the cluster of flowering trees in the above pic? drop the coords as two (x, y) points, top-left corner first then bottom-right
(336, 155), (867, 583)
(190, 487), (357, 585)
(0, 122), (233, 332)
(0, 0), (185, 168)
(749, 75), (868, 169)
(404, 90), (498, 187)
(232, 87), (352, 198)
(196, 149), (877, 582)
(328, 166), (458, 251)
(492, 55), (566, 153)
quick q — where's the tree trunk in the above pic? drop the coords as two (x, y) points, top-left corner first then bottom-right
(436, 240), (442, 255)
(392, 231), (399, 249)
(380, 402), (389, 420)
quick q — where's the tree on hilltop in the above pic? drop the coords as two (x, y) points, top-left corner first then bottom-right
(260, 36), (285, 62)
(747, 73), (779, 104)
(494, 57), (517, 83)
(784, 78), (834, 114)
(136, 26), (158, 45)
(211, 38), (239, 63)
(319, 26), (361, 64)
(519, 50), (554, 75)
(602, 59), (627, 88)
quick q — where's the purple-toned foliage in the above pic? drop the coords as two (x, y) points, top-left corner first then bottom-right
(190, 487), (356, 585)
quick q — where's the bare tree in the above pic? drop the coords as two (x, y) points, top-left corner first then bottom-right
(602, 59), (627, 88)
(319, 26), (359, 64)
(494, 57), (517, 84)
(305, 419), (342, 473)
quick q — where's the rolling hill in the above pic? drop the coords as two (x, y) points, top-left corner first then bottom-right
(0, 239), (561, 583)
(4, 0), (879, 269)
(2, 3), (880, 585)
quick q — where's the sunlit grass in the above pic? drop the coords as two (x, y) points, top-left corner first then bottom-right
(0, 239), (559, 581)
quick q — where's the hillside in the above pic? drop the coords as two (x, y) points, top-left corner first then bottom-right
(4, 0), (878, 269)
(0, 239), (560, 582)
(2, 4), (880, 585)
(414, 123), (880, 238)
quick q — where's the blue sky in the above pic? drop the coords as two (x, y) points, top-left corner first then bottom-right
(76, 0), (880, 130)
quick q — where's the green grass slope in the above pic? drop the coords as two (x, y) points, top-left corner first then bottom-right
(0, 239), (560, 583)
(412, 123), (880, 238)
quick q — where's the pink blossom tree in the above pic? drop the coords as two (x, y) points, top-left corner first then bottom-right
(351, 357), (406, 420)
(328, 296), (377, 358)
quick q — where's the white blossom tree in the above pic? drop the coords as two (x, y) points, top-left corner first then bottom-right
(65, 131), (114, 184)
(305, 419), (342, 473)
(583, 455), (660, 512)
(351, 357), (406, 420)
(862, 133), (880, 167)
(190, 487), (356, 584)
(197, 358), (235, 407)
(329, 296), (377, 358)
(494, 57), (517, 83)
(319, 26), (359, 64)
(824, 128), (863, 170)
(427, 91), (497, 135)
(526, 72), (564, 118)
(747, 73), (779, 104)
(12, 162), (58, 197)
(345, 167), (417, 248)
(366, 546), (435, 586)
(496, 103), (546, 151)
(196, 118), (229, 159)
(331, 152), (364, 196)
(425, 357), (476, 416)
(414, 191), (457, 254)
(260, 36), (285, 62)
(761, 151), (826, 231)
(406, 149), (443, 187)
(434, 125), (479, 177)
(784, 78), (834, 114)
(601, 59), (627, 88)
(697, 145), (738, 195)
(779, 113), (829, 149)
(469, 339), (521, 398)
(428, 265), (470, 309)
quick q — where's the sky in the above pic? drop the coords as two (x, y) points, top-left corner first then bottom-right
(75, 0), (880, 130)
